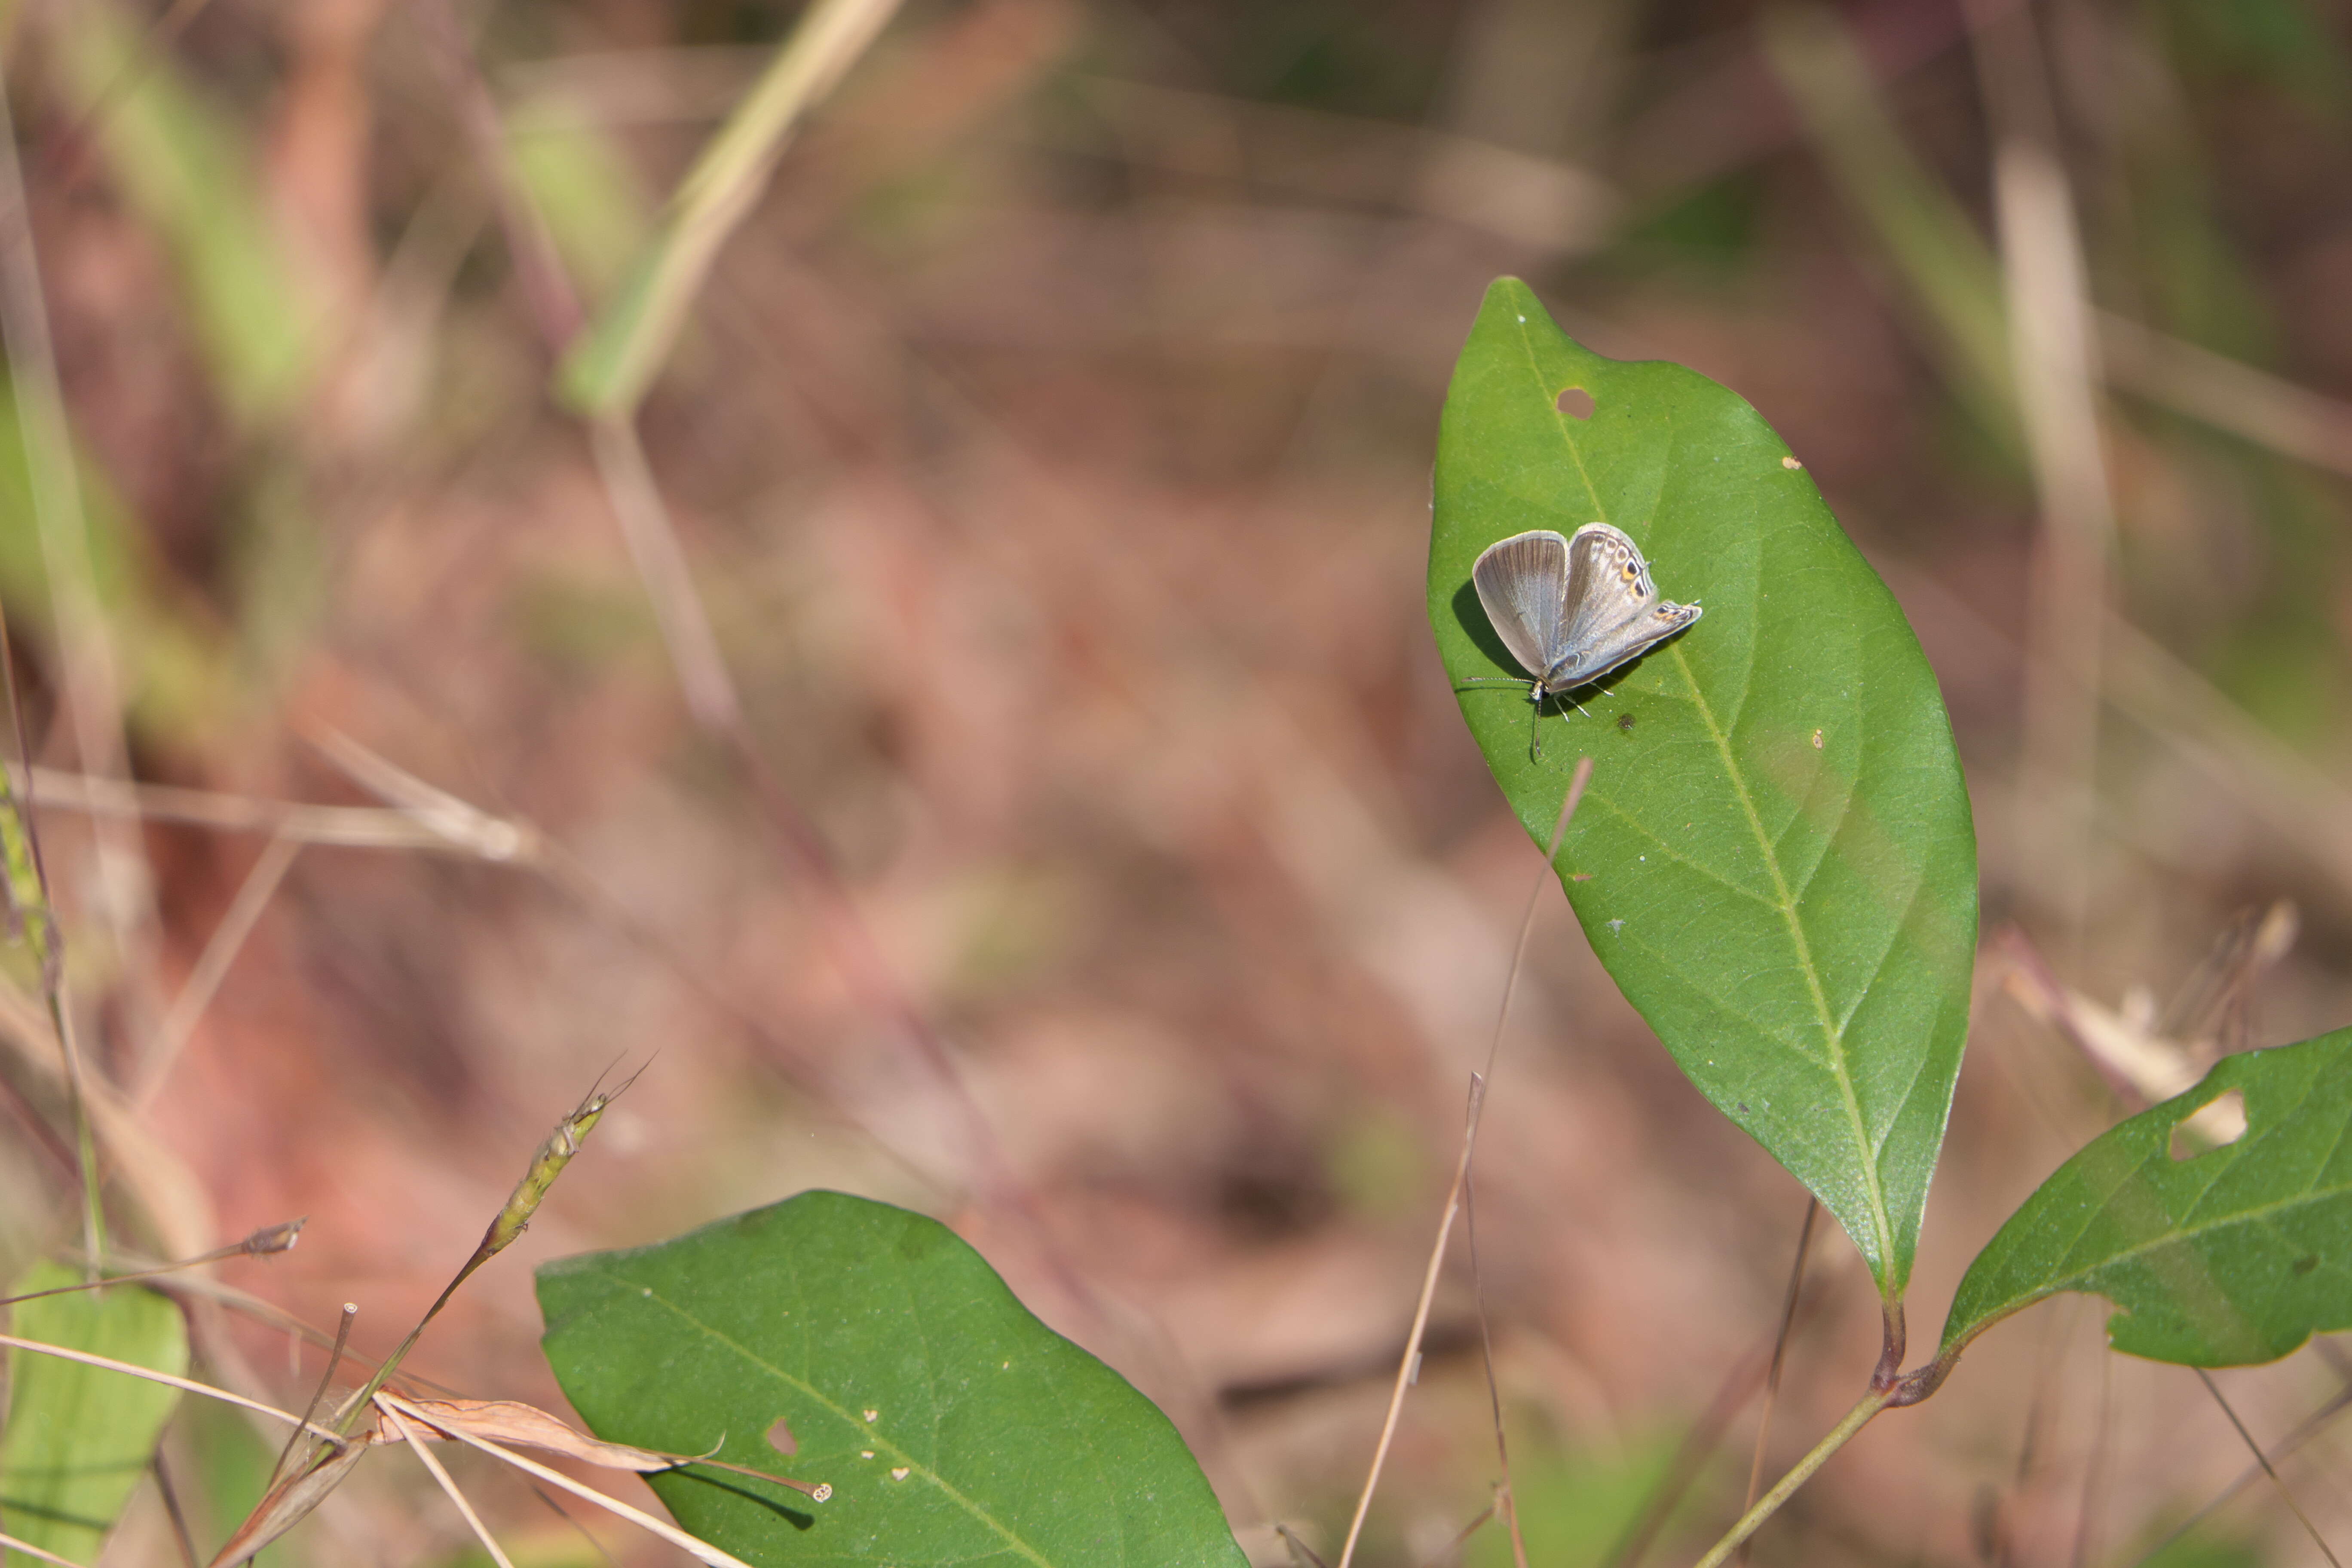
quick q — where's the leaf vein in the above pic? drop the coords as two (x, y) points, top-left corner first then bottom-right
(1664, 633), (1896, 1278)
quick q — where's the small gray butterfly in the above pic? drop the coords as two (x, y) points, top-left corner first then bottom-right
(1464, 523), (1700, 739)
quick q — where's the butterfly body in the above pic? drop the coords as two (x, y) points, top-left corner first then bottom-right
(1468, 523), (1700, 707)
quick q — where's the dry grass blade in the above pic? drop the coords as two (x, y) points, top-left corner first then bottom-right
(301, 728), (534, 861)
(0, 1331), (337, 1439)
(389, 1397), (681, 1472)
(375, 1392), (762, 1568)
(135, 828), (300, 1103)
(207, 1437), (370, 1568)
(390, 1396), (828, 1498)
(16, 764), (533, 856)
(1964, 0), (2111, 948)
(1997, 927), (2251, 1148)
(2099, 313), (2352, 481)
(379, 1401), (520, 1568)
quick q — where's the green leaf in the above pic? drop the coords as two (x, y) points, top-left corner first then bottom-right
(538, 1191), (1248, 1567)
(1939, 1030), (2352, 1367)
(1429, 279), (1977, 1298)
(2, 1265), (189, 1565)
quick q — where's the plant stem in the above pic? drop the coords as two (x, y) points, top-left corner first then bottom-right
(1688, 1387), (1892, 1568)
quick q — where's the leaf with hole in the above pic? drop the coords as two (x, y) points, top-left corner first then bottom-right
(1428, 278), (1977, 1299)
(1, 1265), (188, 1565)
(1939, 1029), (2352, 1367)
(539, 1190), (1248, 1567)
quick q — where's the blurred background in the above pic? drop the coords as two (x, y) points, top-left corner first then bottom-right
(0, 0), (2349, 1562)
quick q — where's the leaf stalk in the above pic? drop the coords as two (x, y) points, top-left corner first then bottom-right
(1689, 1387), (1891, 1568)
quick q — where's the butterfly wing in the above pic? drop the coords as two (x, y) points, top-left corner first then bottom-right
(1471, 530), (1572, 681)
(1551, 522), (1701, 687)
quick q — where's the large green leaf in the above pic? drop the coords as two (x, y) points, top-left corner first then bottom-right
(1939, 1030), (2352, 1367)
(1429, 279), (1977, 1298)
(1, 1265), (188, 1565)
(539, 1191), (1247, 1567)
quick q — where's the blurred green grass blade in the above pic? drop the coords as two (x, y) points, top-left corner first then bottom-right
(1, 1264), (188, 1565)
(539, 1190), (1249, 1567)
(507, 118), (652, 303)
(556, 0), (905, 415)
(0, 386), (233, 746)
(1759, 7), (2014, 442)
(1429, 279), (1978, 1300)
(50, 1), (320, 425)
(1940, 1029), (2352, 1367)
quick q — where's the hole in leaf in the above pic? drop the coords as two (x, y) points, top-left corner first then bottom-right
(1556, 386), (1595, 420)
(2169, 1087), (2247, 1160)
(767, 1415), (798, 1455)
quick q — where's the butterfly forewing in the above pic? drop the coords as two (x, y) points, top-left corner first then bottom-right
(1471, 530), (1572, 684)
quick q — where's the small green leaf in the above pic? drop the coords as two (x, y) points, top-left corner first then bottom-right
(1939, 1030), (2352, 1367)
(1430, 279), (1977, 1298)
(2, 1265), (189, 1565)
(539, 1191), (1247, 1567)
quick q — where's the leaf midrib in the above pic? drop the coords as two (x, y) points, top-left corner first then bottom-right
(1949, 1146), (2352, 1348)
(1671, 636), (1896, 1273)
(1504, 303), (1896, 1283)
(610, 1265), (1060, 1568)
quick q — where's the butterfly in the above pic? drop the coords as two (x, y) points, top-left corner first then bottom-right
(1464, 522), (1700, 751)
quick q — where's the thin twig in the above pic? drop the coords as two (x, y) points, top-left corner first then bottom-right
(2070, 1335), (2110, 1568)
(151, 1451), (199, 1568)
(1736, 1196), (1818, 1565)
(1334, 1084), (1484, 1568)
(1470, 757), (1591, 1568)
(2192, 1368), (2341, 1568)
(2127, 1379), (2352, 1565)
(1417, 1501), (1497, 1568)
(1338, 759), (1593, 1568)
